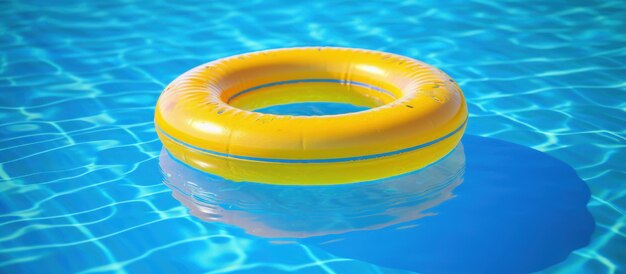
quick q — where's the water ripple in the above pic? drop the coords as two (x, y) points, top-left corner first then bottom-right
(0, 0), (624, 273)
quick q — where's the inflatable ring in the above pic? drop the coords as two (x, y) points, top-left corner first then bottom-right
(155, 47), (467, 185)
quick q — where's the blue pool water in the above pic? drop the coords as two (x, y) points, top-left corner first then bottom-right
(256, 102), (370, 116)
(1, 0), (625, 273)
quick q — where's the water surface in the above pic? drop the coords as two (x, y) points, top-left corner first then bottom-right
(1, 0), (625, 273)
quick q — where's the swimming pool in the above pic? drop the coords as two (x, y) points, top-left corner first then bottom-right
(1, 0), (624, 273)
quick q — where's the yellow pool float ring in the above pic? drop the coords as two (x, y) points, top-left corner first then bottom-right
(155, 47), (467, 185)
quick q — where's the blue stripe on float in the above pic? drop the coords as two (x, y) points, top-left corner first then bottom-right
(227, 79), (397, 102)
(156, 117), (467, 164)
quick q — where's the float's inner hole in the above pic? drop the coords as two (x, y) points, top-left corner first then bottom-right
(227, 80), (396, 116)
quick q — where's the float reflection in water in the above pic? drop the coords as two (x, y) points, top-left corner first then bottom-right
(159, 144), (465, 238)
